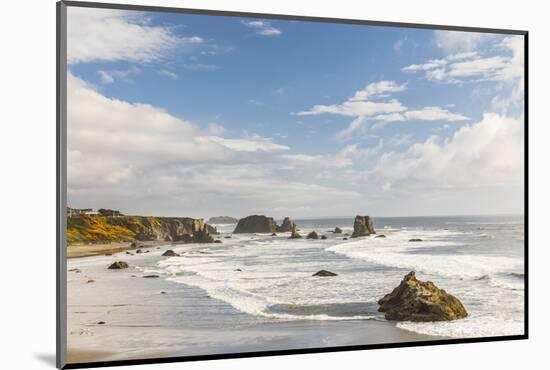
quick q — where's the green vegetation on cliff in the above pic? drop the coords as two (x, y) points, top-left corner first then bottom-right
(67, 215), (216, 245)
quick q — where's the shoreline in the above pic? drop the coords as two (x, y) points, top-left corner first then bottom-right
(66, 244), (446, 365)
(67, 240), (170, 259)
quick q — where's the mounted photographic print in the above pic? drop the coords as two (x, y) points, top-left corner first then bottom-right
(56, 1), (527, 368)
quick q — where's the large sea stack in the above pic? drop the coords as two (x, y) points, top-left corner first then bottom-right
(233, 215), (278, 233)
(276, 217), (293, 232)
(378, 271), (468, 322)
(351, 215), (376, 238)
(233, 215), (296, 234)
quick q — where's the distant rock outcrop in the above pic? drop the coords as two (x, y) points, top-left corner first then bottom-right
(378, 271), (468, 322)
(233, 215), (297, 234)
(306, 231), (319, 239)
(289, 223), (302, 239)
(66, 215), (217, 245)
(334, 227), (343, 234)
(108, 261), (129, 270)
(276, 217), (293, 232)
(312, 270), (338, 277)
(208, 216), (238, 224)
(233, 215), (278, 233)
(351, 215), (376, 238)
(409, 238), (423, 242)
(375, 235), (386, 238)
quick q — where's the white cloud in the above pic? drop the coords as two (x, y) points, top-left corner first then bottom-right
(403, 36), (524, 85)
(297, 80), (468, 140)
(434, 30), (494, 52)
(297, 99), (407, 117)
(258, 28), (282, 36)
(242, 19), (282, 36)
(67, 72), (289, 193)
(200, 135), (289, 152)
(247, 99), (264, 106)
(349, 81), (407, 102)
(158, 69), (178, 79)
(242, 20), (269, 28)
(369, 113), (524, 190)
(403, 106), (469, 121)
(96, 66), (141, 84)
(96, 70), (114, 84)
(67, 72), (372, 218)
(67, 8), (203, 64)
(393, 38), (405, 54)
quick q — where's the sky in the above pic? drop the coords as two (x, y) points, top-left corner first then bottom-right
(66, 7), (525, 219)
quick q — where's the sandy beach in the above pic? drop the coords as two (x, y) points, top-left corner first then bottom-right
(67, 240), (168, 259)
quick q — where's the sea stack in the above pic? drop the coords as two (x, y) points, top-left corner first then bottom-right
(378, 271), (468, 322)
(351, 215), (376, 238)
(192, 220), (215, 243)
(289, 223), (302, 239)
(233, 215), (278, 233)
(276, 217), (293, 232)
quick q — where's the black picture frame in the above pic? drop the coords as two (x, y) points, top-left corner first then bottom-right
(56, 1), (529, 368)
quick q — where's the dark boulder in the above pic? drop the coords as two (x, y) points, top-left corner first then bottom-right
(343, 237), (348, 240)
(351, 215), (376, 238)
(334, 227), (343, 234)
(312, 270), (338, 277)
(378, 271), (468, 322)
(108, 261), (129, 269)
(136, 249), (143, 254)
(233, 215), (278, 233)
(409, 238), (423, 242)
(307, 231), (319, 239)
(143, 275), (159, 278)
(162, 250), (179, 257)
(375, 235), (387, 238)
(321, 235), (328, 240)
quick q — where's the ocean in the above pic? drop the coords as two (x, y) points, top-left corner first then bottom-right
(160, 214), (525, 338)
(67, 214), (525, 360)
